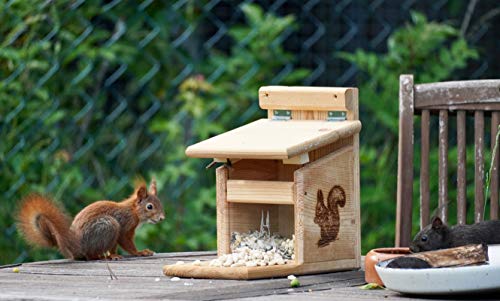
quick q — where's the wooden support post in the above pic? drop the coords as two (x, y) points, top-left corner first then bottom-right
(438, 110), (449, 223)
(420, 110), (430, 228)
(457, 111), (467, 225)
(475, 111), (485, 222)
(396, 75), (414, 247)
(216, 166), (230, 255)
(491, 112), (500, 220)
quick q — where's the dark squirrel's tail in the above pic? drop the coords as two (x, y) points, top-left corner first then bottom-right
(17, 194), (80, 259)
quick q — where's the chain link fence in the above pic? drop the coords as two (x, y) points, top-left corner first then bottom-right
(1, 0), (498, 264)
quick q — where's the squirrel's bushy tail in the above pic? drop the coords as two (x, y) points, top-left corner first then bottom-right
(17, 194), (80, 259)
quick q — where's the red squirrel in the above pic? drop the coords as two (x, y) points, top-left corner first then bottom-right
(17, 179), (164, 260)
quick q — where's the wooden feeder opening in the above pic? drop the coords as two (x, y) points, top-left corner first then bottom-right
(220, 159), (297, 258)
(164, 86), (362, 279)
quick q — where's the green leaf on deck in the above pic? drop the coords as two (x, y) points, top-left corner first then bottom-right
(360, 283), (385, 290)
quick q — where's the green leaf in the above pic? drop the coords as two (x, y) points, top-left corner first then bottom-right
(290, 279), (300, 287)
(240, 3), (263, 25)
(360, 283), (385, 290)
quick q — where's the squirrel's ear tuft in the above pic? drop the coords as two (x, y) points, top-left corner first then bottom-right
(137, 186), (148, 202)
(317, 189), (324, 202)
(431, 216), (443, 229)
(149, 178), (157, 196)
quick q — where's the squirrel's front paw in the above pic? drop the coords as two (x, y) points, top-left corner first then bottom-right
(108, 254), (123, 260)
(137, 249), (154, 256)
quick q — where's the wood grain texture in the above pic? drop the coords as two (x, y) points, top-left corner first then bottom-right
(308, 137), (353, 163)
(163, 259), (359, 280)
(234, 203), (291, 245)
(438, 110), (449, 223)
(295, 146), (359, 265)
(227, 203), (281, 236)
(420, 110), (430, 228)
(229, 159), (279, 181)
(457, 111), (467, 224)
(282, 153), (310, 165)
(216, 166), (230, 255)
(351, 88), (361, 267)
(277, 161), (302, 182)
(414, 79), (500, 110)
(491, 112), (500, 220)
(226, 180), (295, 205)
(279, 205), (295, 238)
(163, 262), (300, 280)
(396, 74), (414, 247)
(475, 111), (485, 222)
(397, 77), (500, 247)
(5, 252), (471, 300)
(264, 86), (358, 122)
(190, 85), (360, 280)
(414, 103), (500, 111)
(409, 244), (488, 268)
(259, 86), (355, 111)
(267, 110), (330, 121)
(185, 119), (361, 160)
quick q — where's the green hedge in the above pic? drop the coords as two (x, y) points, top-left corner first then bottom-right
(0, 1), (481, 264)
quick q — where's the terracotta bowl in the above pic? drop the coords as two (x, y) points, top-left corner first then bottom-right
(364, 247), (411, 286)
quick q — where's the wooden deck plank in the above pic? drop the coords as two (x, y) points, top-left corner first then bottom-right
(0, 252), (495, 300)
(0, 253), (364, 300)
(11, 253), (217, 278)
(0, 270), (364, 301)
(237, 288), (446, 301)
(154, 271), (364, 300)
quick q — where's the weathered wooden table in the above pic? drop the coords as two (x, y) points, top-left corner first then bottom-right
(0, 252), (494, 300)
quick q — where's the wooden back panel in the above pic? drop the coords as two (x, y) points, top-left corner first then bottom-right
(259, 86), (358, 121)
(396, 75), (500, 247)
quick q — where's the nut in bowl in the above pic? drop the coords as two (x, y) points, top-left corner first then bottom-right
(364, 247), (411, 286)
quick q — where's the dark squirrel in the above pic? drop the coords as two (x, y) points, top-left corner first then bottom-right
(410, 216), (500, 252)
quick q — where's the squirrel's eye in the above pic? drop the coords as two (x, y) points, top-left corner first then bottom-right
(421, 235), (428, 242)
(146, 203), (153, 210)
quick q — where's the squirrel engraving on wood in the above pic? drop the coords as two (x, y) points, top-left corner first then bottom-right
(410, 216), (500, 252)
(314, 185), (346, 247)
(17, 179), (165, 260)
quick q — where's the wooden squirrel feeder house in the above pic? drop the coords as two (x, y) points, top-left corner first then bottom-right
(164, 86), (362, 279)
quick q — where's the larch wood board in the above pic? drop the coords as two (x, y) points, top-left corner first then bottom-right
(258, 86), (356, 111)
(226, 180), (295, 205)
(216, 166), (231, 255)
(185, 119), (361, 160)
(163, 259), (360, 280)
(227, 203), (280, 236)
(295, 146), (359, 265)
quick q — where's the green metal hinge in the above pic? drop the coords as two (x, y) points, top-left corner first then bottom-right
(272, 110), (292, 121)
(327, 111), (347, 121)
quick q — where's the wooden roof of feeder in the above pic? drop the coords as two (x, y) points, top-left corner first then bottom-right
(185, 86), (361, 161)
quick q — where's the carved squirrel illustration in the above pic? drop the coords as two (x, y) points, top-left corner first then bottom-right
(314, 185), (346, 247)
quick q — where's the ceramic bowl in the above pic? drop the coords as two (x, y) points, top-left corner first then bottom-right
(375, 245), (500, 294)
(364, 247), (411, 286)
